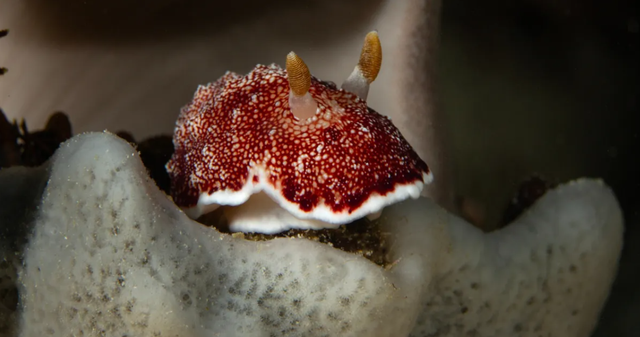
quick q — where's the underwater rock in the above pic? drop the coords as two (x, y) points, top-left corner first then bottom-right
(0, 132), (623, 336)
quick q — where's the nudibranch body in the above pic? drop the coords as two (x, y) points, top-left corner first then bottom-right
(167, 32), (432, 234)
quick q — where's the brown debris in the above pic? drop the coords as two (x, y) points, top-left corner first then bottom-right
(199, 210), (392, 267)
(0, 110), (73, 168)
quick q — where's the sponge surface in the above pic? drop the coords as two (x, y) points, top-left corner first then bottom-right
(9, 132), (622, 337)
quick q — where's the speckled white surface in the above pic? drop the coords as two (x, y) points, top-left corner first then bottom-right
(11, 132), (622, 336)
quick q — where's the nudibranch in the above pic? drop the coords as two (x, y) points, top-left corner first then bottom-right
(167, 31), (433, 234)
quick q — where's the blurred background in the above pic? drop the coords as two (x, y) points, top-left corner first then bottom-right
(0, 0), (638, 335)
(440, 2), (639, 334)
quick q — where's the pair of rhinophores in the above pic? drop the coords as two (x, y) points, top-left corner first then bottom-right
(167, 32), (433, 234)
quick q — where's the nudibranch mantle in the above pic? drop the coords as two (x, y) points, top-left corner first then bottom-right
(167, 40), (432, 233)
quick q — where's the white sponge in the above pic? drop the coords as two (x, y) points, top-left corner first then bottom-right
(10, 132), (622, 337)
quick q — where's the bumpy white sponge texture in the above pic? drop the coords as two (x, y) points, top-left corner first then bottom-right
(386, 180), (623, 337)
(14, 132), (622, 337)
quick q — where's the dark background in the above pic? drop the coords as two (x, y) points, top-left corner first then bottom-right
(444, 1), (639, 334)
(442, 1), (639, 334)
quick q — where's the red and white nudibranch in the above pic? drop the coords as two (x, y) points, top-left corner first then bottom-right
(166, 31), (433, 234)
